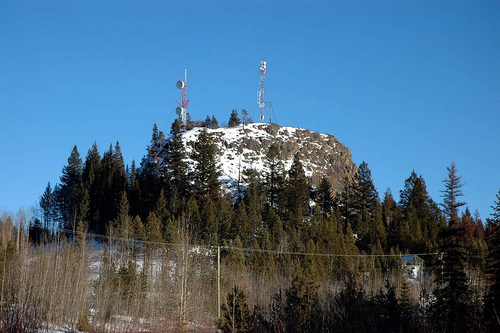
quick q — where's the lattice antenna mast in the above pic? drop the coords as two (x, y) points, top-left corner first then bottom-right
(175, 69), (189, 131)
(257, 61), (267, 122)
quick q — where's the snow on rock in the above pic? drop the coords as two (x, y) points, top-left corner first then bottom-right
(181, 123), (358, 195)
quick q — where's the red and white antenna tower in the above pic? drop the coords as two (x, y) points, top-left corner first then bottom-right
(175, 69), (189, 131)
(257, 61), (266, 122)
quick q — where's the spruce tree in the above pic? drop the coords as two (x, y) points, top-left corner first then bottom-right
(204, 115), (212, 128)
(219, 286), (252, 333)
(57, 145), (83, 231)
(211, 115), (219, 129)
(354, 162), (385, 253)
(164, 119), (188, 203)
(40, 182), (54, 233)
(399, 171), (442, 252)
(98, 144), (128, 234)
(243, 170), (262, 239)
(82, 142), (102, 233)
(138, 124), (166, 217)
(316, 177), (334, 220)
(145, 212), (164, 251)
(191, 128), (221, 201)
(284, 153), (309, 229)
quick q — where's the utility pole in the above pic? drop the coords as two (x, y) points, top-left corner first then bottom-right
(217, 245), (221, 319)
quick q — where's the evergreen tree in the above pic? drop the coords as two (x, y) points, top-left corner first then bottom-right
(79, 187), (90, 225)
(485, 189), (500, 331)
(145, 212), (164, 251)
(382, 189), (403, 250)
(154, 189), (170, 234)
(138, 124), (166, 217)
(164, 119), (188, 203)
(98, 144), (128, 234)
(228, 109), (241, 127)
(40, 182), (54, 233)
(344, 162), (385, 253)
(284, 275), (322, 333)
(219, 286), (252, 333)
(399, 171), (442, 252)
(211, 115), (219, 129)
(82, 142), (102, 233)
(432, 162), (476, 332)
(204, 115), (212, 128)
(127, 159), (141, 218)
(316, 177), (335, 220)
(284, 153), (309, 229)
(57, 145), (83, 231)
(263, 143), (284, 213)
(441, 162), (466, 226)
(191, 129), (221, 201)
(185, 197), (202, 238)
(243, 170), (262, 240)
(114, 191), (132, 242)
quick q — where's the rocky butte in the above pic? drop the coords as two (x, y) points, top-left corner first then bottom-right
(181, 123), (358, 196)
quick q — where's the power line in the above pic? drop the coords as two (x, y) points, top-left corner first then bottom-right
(27, 224), (441, 258)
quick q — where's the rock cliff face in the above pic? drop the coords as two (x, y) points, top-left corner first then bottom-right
(181, 123), (358, 195)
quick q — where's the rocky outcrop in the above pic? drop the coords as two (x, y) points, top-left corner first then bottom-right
(182, 123), (358, 194)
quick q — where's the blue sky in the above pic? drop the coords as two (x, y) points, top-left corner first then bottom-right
(1, 1), (499, 220)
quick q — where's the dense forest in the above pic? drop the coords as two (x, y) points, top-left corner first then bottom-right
(1, 113), (500, 332)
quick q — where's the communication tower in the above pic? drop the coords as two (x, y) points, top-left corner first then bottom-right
(257, 61), (266, 122)
(175, 69), (189, 131)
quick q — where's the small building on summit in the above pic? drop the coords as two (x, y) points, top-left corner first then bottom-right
(401, 255), (425, 279)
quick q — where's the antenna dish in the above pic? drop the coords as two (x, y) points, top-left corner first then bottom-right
(176, 80), (185, 89)
(175, 106), (183, 115)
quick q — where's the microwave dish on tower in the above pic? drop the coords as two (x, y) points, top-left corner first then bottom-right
(176, 69), (189, 131)
(257, 61), (266, 122)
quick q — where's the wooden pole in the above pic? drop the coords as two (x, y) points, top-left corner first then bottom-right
(217, 245), (221, 319)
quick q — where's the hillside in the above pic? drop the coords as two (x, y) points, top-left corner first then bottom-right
(181, 122), (358, 195)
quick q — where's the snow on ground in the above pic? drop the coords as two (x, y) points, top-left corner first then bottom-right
(181, 123), (337, 191)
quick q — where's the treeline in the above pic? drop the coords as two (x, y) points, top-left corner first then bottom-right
(19, 116), (500, 332)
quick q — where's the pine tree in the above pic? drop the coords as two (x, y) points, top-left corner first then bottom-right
(432, 162), (475, 332)
(228, 109), (241, 127)
(441, 162), (466, 226)
(145, 212), (164, 251)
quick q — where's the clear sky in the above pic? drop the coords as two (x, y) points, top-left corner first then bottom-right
(1, 1), (499, 221)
